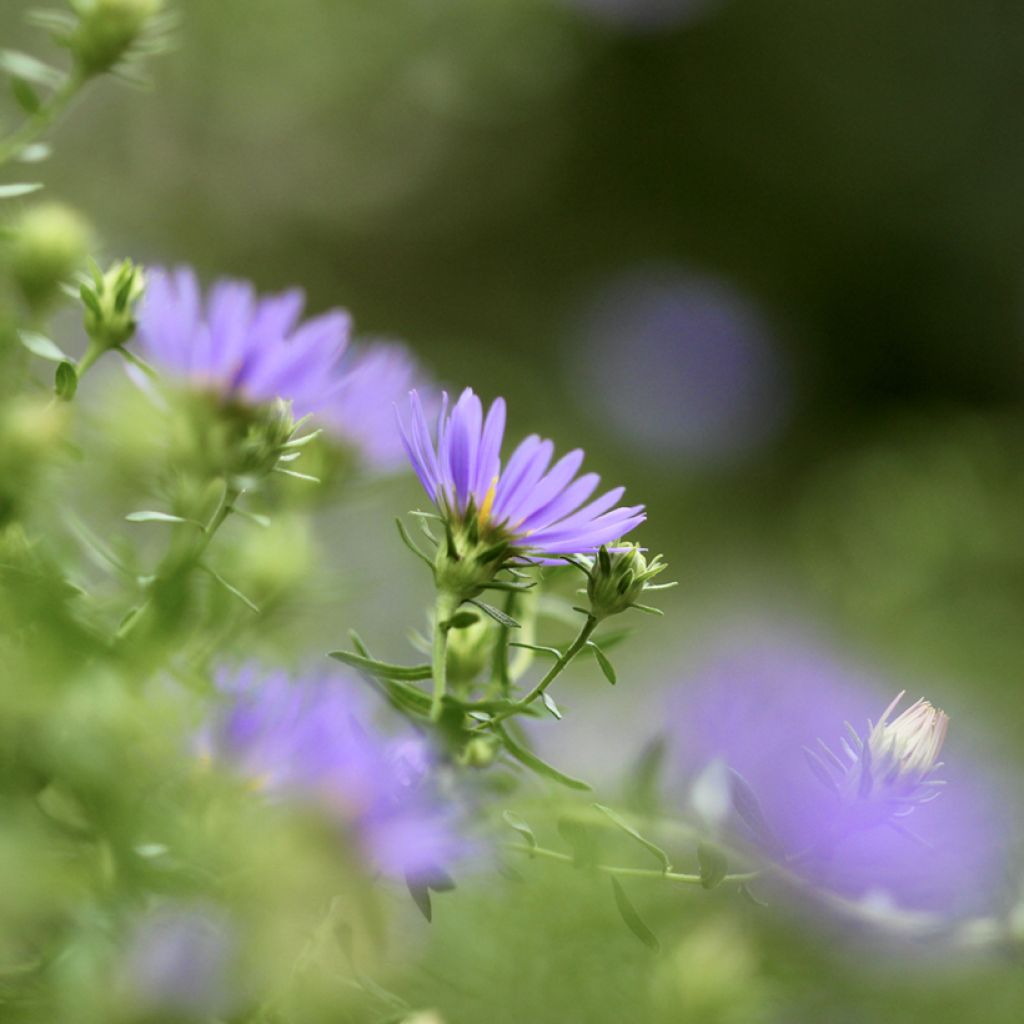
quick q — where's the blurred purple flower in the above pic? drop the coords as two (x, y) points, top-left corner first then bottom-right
(670, 632), (1006, 919)
(198, 663), (464, 881)
(137, 268), (432, 470)
(122, 904), (235, 1017)
(569, 269), (790, 464)
(321, 341), (434, 471)
(137, 267), (350, 420)
(398, 387), (645, 557)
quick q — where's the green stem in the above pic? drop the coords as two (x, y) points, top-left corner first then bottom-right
(0, 71), (88, 167)
(116, 482), (241, 643)
(430, 590), (460, 721)
(488, 613), (598, 727)
(505, 842), (760, 886)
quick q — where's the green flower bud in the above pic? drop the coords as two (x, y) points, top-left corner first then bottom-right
(68, 0), (163, 77)
(585, 543), (672, 620)
(5, 202), (92, 313)
(458, 737), (498, 770)
(0, 397), (69, 524)
(444, 612), (493, 685)
(80, 258), (146, 352)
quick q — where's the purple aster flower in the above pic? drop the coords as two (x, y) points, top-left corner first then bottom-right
(670, 630), (1006, 920)
(137, 267), (351, 421)
(397, 387), (645, 559)
(321, 341), (434, 471)
(198, 663), (465, 882)
(121, 904), (236, 1017)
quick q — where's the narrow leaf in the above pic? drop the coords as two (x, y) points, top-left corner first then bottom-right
(728, 769), (781, 854)
(495, 726), (590, 791)
(405, 878), (432, 923)
(0, 183), (43, 199)
(124, 510), (194, 525)
(274, 467), (320, 483)
(328, 650), (432, 682)
(11, 77), (40, 114)
(468, 598), (520, 629)
(395, 517), (434, 570)
(201, 565), (260, 613)
(501, 810), (536, 852)
(697, 841), (728, 890)
(594, 803), (671, 873)
(557, 818), (597, 868)
(0, 50), (63, 88)
(18, 329), (67, 361)
(541, 692), (562, 720)
(509, 641), (562, 659)
(610, 878), (660, 952)
(587, 641), (617, 685)
(445, 610), (480, 630)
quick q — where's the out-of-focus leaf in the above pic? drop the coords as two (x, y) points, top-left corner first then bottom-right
(501, 810), (536, 853)
(697, 841), (728, 890)
(557, 817), (597, 868)
(0, 183), (43, 199)
(495, 726), (590, 791)
(610, 878), (660, 952)
(54, 361), (77, 400)
(594, 803), (671, 873)
(18, 330), (67, 361)
(0, 50), (63, 88)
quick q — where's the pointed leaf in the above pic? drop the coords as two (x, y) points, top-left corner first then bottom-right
(201, 565), (260, 613)
(0, 183), (43, 199)
(18, 329), (67, 361)
(610, 878), (660, 952)
(468, 598), (520, 629)
(495, 726), (590, 791)
(501, 810), (536, 853)
(697, 841), (728, 890)
(541, 692), (562, 720)
(124, 510), (195, 525)
(445, 610), (480, 630)
(587, 641), (617, 685)
(557, 817), (597, 868)
(11, 77), (40, 114)
(728, 769), (781, 854)
(594, 803), (671, 873)
(405, 878), (432, 923)
(0, 50), (64, 88)
(327, 650), (432, 681)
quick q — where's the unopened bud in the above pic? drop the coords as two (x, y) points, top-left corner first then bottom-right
(68, 0), (163, 77)
(5, 202), (92, 312)
(80, 258), (145, 351)
(586, 543), (671, 620)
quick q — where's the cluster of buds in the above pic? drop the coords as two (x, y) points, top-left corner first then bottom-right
(805, 692), (948, 828)
(62, 0), (169, 78)
(582, 543), (673, 621)
(79, 258), (146, 353)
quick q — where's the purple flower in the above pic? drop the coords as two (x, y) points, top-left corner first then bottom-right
(321, 341), (434, 470)
(670, 630), (1006, 919)
(198, 663), (464, 881)
(121, 904), (236, 1017)
(137, 267), (350, 421)
(397, 387), (645, 558)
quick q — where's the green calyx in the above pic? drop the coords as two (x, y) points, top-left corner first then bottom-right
(79, 258), (145, 352)
(68, 0), (164, 77)
(584, 543), (674, 620)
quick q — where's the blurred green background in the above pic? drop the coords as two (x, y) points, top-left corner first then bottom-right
(5, 1), (1024, 1021)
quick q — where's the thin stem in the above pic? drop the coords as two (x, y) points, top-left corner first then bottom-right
(430, 590), (460, 721)
(0, 71), (88, 167)
(488, 613), (598, 727)
(116, 482), (241, 643)
(505, 842), (760, 886)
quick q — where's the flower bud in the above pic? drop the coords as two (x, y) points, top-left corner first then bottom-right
(5, 202), (92, 313)
(68, 0), (163, 77)
(80, 258), (145, 351)
(585, 543), (670, 620)
(0, 397), (69, 524)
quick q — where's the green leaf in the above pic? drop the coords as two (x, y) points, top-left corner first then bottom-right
(557, 817), (597, 867)
(501, 810), (536, 853)
(17, 142), (51, 164)
(78, 283), (102, 317)
(18, 329), (68, 361)
(327, 650), (432, 682)
(624, 735), (667, 813)
(406, 878), (432, 923)
(587, 641), (617, 685)
(0, 183), (43, 199)
(610, 878), (660, 952)
(273, 467), (320, 483)
(728, 769), (781, 854)
(697, 841), (728, 890)
(445, 610), (480, 630)
(509, 641), (562, 659)
(495, 726), (591, 791)
(395, 517), (434, 570)
(124, 510), (195, 525)
(593, 803), (671, 873)
(10, 77), (40, 114)
(467, 598), (520, 629)
(0, 50), (63, 88)
(541, 692), (562, 720)
(200, 565), (260, 613)
(54, 361), (77, 401)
